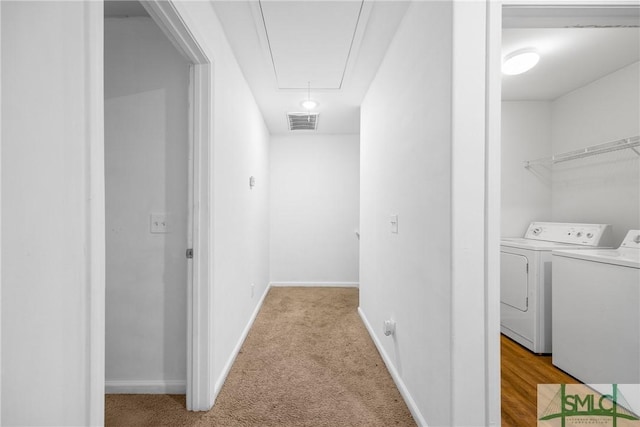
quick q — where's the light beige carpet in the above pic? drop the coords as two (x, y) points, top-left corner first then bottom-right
(106, 287), (416, 426)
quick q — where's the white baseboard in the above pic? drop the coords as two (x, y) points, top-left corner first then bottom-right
(358, 307), (428, 427)
(270, 281), (359, 288)
(105, 380), (186, 394)
(213, 283), (272, 399)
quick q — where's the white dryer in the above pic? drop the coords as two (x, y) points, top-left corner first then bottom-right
(552, 230), (640, 384)
(501, 222), (612, 354)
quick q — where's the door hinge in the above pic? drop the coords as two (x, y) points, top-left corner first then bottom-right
(526, 297), (529, 308)
(526, 263), (529, 273)
(186, 248), (193, 259)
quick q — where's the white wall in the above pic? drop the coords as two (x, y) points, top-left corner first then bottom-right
(104, 17), (189, 392)
(172, 1), (271, 400)
(1, 1), (103, 425)
(1, 0), (270, 421)
(360, 2), (491, 425)
(501, 101), (552, 237)
(269, 134), (359, 285)
(551, 62), (640, 245)
(501, 64), (639, 245)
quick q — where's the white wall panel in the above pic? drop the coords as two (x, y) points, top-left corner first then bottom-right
(1, 2), (103, 425)
(172, 1), (271, 400)
(270, 134), (359, 285)
(360, 2), (453, 424)
(501, 101), (553, 237)
(360, 2), (491, 425)
(551, 62), (640, 245)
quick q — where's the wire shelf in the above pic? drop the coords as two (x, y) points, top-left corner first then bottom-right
(524, 136), (640, 168)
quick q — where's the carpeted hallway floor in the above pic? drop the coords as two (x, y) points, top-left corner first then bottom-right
(106, 287), (416, 426)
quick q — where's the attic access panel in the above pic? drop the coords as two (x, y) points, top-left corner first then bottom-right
(259, 0), (364, 89)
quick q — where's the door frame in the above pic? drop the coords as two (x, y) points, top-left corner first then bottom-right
(485, 2), (502, 425)
(486, 2), (639, 425)
(0, 0), (4, 422)
(87, 2), (105, 424)
(1, 3), (107, 424)
(94, 0), (214, 413)
(139, 0), (214, 411)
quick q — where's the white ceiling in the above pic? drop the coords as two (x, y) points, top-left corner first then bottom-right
(502, 27), (640, 101)
(212, 0), (410, 134)
(260, 1), (363, 89)
(104, 2), (639, 131)
(213, 2), (639, 132)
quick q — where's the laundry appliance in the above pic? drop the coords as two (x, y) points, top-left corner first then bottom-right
(552, 229), (640, 384)
(500, 222), (612, 354)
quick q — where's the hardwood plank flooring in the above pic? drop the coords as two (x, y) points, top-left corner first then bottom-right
(501, 334), (579, 426)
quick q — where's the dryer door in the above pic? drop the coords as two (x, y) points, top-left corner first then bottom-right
(501, 251), (529, 311)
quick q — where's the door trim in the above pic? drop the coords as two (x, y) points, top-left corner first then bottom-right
(0, 1), (4, 421)
(138, 0), (214, 411)
(485, 2), (502, 425)
(87, 2), (105, 425)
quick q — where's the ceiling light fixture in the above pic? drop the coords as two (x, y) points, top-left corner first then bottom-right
(301, 99), (318, 110)
(502, 48), (540, 76)
(301, 81), (318, 110)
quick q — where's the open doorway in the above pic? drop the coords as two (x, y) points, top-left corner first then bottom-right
(102, 0), (214, 412)
(104, 0), (190, 398)
(496, 3), (640, 423)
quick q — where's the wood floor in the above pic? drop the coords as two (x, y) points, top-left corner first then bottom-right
(501, 334), (579, 426)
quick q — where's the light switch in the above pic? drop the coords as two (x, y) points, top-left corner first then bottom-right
(150, 214), (169, 233)
(390, 214), (398, 234)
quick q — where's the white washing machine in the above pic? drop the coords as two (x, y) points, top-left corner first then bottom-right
(501, 222), (612, 354)
(552, 229), (640, 384)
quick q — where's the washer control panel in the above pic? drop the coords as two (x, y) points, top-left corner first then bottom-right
(620, 230), (640, 249)
(524, 222), (612, 246)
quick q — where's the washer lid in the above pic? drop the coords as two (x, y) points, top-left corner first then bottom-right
(501, 238), (597, 251)
(552, 248), (640, 269)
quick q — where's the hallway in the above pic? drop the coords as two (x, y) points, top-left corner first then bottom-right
(105, 316), (584, 426)
(105, 287), (415, 426)
(1, 0), (533, 424)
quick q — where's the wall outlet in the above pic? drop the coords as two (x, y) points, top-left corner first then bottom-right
(251, 283), (255, 298)
(383, 319), (396, 336)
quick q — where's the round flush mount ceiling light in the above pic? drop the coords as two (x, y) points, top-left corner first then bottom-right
(502, 48), (540, 75)
(301, 99), (318, 110)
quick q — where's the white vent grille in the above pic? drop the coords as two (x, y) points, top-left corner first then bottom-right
(287, 112), (319, 131)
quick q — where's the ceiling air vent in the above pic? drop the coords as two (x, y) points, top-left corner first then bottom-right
(287, 112), (319, 131)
